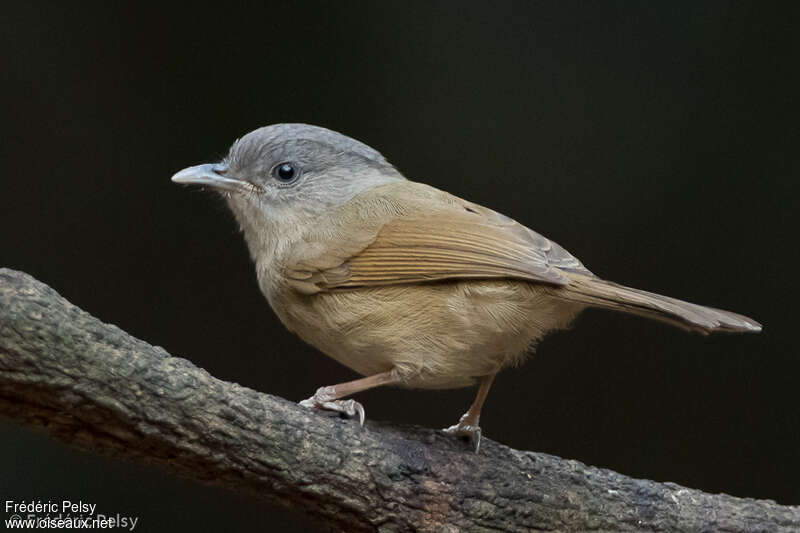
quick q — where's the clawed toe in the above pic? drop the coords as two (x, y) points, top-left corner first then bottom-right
(443, 416), (483, 453)
(299, 391), (366, 427)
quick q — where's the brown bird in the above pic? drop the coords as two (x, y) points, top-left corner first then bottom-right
(172, 123), (761, 451)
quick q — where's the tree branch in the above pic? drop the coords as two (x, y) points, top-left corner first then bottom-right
(0, 268), (796, 532)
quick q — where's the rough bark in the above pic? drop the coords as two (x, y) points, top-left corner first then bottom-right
(0, 267), (797, 532)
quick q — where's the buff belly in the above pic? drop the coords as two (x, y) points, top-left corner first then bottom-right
(272, 280), (584, 390)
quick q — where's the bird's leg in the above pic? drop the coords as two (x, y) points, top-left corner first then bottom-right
(299, 369), (400, 427)
(443, 373), (496, 452)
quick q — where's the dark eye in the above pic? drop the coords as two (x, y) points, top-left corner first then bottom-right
(272, 162), (298, 183)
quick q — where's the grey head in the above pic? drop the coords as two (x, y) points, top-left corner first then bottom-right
(171, 123), (405, 221)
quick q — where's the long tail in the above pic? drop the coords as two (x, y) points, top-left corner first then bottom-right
(557, 274), (762, 335)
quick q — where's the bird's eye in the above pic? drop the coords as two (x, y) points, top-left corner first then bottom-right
(272, 162), (298, 183)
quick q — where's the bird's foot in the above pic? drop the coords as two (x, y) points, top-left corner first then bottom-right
(443, 413), (482, 453)
(299, 386), (365, 427)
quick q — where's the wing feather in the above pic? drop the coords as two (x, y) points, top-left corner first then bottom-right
(315, 214), (578, 289)
(283, 181), (592, 293)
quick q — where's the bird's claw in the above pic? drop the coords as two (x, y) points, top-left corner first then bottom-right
(299, 390), (365, 427)
(443, 414), (482, 453)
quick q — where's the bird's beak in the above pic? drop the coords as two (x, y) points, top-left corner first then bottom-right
(170, 163), (245, 192)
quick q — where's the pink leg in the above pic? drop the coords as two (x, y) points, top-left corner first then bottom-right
(299, 370), (400, 426)
(443, 373), (496, 452)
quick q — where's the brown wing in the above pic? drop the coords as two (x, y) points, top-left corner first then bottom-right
(285, 186), (593, 293)
(337, 215), (568, 288)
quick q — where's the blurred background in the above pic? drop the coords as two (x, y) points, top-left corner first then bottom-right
(1, 2), (797, 531)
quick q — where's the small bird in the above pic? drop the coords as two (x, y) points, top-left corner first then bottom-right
(172, 123), (761, 451)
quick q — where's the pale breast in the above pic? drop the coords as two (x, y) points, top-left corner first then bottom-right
(270, 280), (585, 390)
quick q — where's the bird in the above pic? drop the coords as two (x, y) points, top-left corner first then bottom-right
(171, 123), (761, 451)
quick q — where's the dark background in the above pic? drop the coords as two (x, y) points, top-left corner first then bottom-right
(1, 2), (797, 531)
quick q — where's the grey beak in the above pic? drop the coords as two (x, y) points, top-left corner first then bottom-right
(171, 163), (244, 192)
